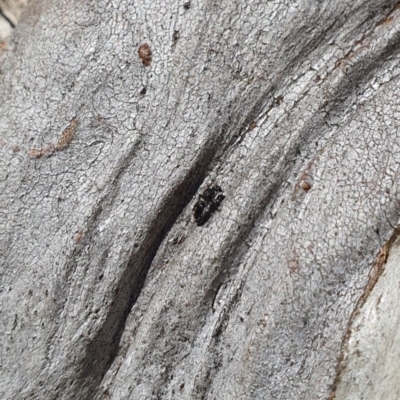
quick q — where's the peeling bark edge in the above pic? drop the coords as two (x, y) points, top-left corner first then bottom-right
(328, 223), (400, 400)
(0, 7), (16, 29)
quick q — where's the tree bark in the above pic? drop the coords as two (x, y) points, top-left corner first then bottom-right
(1, 0), (400, 399)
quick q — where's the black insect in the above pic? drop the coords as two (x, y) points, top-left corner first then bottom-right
(193, 185), (225, 226)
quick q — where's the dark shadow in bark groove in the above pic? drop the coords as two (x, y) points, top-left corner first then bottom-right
(74, 129), (237, 398)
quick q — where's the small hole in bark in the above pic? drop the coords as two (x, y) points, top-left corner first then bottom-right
(172, 30), (179, 45)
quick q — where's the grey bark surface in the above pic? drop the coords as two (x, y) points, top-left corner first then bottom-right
(1, 0), (400, 399)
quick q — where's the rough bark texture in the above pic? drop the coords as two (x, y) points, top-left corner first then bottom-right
(1, 0), (400, 399)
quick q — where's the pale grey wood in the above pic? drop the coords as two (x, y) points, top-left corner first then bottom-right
(1, 1), (400, 399)
(0, 0), (28, 41)
(335, 240), (400, 400)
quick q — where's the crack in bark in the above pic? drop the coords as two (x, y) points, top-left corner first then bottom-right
(75, 128), (239, 397)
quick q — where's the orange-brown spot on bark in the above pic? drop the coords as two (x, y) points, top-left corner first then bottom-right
(301, 181), (311, 191)
(249, 121), (257, 130)
(138, 43), (152, 66)
(75, 230), (83, 243)
(376, 16), (393, 26)
(55, 117), (77, 151)
(28, 148), (47, 158)
(12, 145), (20, 152)
(28, 117), (77, 158)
